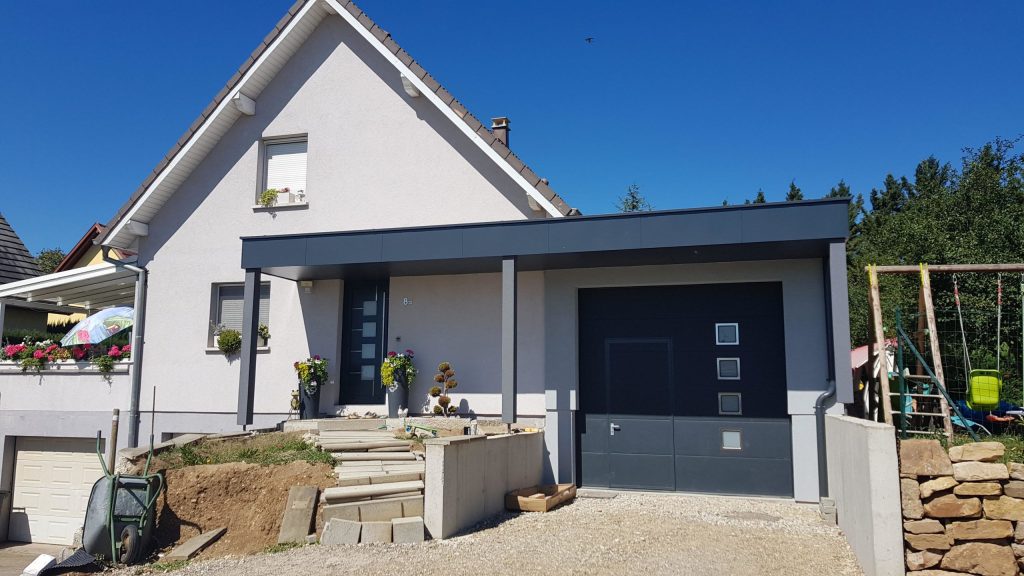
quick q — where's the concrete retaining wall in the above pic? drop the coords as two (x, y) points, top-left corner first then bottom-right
(424, 432), (544, 539)
(825, 414), (904, 576)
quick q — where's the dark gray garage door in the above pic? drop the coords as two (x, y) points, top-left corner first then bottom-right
(577, 283), (793, 497)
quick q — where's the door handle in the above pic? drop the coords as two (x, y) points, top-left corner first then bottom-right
(610, 423), (621, 436)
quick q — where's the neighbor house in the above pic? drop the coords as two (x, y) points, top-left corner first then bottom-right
(0, 0), (851, 546)
(0, 212), (45, 333)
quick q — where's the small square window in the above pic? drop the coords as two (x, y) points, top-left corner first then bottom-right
(362, 322), (377, 338)
(360, 365), (375, 381)
(716, 323), (739, 345)
(722, 430), (742, 450)
(361, 343), (376, 359)
(363, 300), (377, 316)
(717, 358), (741, 380)
(719, 393), (742, 415)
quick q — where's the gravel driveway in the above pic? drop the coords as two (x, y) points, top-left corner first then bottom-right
(128, 492), (862, 576)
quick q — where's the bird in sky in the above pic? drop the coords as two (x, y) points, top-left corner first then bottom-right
(584, 37), (595, 44)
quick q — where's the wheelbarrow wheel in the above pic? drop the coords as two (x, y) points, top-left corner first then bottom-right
(119, 524), (141, 565)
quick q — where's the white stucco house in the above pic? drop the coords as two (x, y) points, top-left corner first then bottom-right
(0, 0), (852, 545)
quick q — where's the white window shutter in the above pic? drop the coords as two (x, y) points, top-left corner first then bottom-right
(217, 284), (270, 332)
(265, 140), (307, 194)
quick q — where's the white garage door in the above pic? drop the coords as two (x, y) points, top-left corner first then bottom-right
(9, 437), (104, 544)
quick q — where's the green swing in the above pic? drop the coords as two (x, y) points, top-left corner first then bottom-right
(955, 275), (1003, 410)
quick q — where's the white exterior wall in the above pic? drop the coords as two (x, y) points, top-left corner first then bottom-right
(541, 259), (840, 503)
(132, 15), (542, 434)
(387, 272), (546, 418)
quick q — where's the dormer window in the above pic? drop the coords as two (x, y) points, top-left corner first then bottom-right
(261, 137), (307, 205)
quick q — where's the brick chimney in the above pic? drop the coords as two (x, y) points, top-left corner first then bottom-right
(491, 117), (510, 147)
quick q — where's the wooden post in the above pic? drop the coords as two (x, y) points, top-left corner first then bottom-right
(920, 264), (953, 439)
(868, 266), (894, 425)
(916, 287), (927, 376)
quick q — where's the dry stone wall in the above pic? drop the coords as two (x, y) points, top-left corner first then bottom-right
(900, 439), (1024, 576)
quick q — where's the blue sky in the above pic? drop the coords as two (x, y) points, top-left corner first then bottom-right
(2, 1), (1022, 255)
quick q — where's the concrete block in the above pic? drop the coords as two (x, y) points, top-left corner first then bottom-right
(403, 497), (424, 518)
(370, 472), (422, 484)
(322, 503), (360, 523)
(360, 521), (392, 543)
(320, 519), (361, 545)
(319, 418), (386, 431)
(359, 499), (403, 522)
(277, 485), (318, 544)
(392, 516), (425, 543)
(322, 480), (423, 503)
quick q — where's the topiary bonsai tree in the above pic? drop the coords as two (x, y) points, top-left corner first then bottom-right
(428, 361), (460, 416)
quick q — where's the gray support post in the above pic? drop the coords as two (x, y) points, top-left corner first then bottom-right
(237, 269), (262, 426)
(0, 301), (6, 341)
(828, 241), (853, 403)
(501, 257), (518, 423)
(128, 268), (147, 447)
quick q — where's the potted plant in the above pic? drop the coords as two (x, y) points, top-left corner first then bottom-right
(428, 361), (461, 417)
(381, 350), (417, 418)
(294, 355), (328, 419)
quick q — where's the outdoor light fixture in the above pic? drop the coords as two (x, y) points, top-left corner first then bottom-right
(299, 280), (314, 293)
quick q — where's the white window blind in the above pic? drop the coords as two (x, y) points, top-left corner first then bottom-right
(217, 284), (270, 332)
(264, 140), (307, 194)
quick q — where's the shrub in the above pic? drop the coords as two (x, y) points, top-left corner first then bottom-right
(217, 329), (242, 355)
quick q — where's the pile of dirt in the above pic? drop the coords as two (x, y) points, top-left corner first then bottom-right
(150, 460), (335, 560)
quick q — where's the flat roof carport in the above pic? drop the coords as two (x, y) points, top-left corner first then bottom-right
(235, 198), (853, 425)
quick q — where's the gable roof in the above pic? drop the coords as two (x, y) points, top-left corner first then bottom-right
(0, 212), (41, 285)
(98, 0), (573, 249)
(55, 223), (106, 272)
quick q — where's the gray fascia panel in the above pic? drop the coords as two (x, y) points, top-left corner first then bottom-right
(241, 199), (850, 273)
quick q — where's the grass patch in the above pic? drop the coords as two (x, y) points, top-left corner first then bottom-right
(158, 432), (335, 469)
(263, 541), (305, 554)
(149, 559), (190, 573)
(949, 433), (1024, 463)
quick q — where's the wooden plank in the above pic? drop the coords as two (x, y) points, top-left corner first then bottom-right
(505, 484), (576, 513)
(868, 265), (894, 426)
(920, 265), (954, 439)
(869, 263), (1024, 274)
(163, 527), (227, 562)
(277, 486), (318, 544)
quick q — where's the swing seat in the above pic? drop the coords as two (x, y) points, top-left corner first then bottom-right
(967, 369), (1002, 410)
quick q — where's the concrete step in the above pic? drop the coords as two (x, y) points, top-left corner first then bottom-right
(318, 440), (412, 451)
(322, 480), (424, 504)
(333, 452), (417, 462)
(318, 418), (386, 432)
(322, 494), (423, 523)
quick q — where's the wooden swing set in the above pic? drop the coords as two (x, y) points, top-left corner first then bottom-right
(866, 263), (1024, 439)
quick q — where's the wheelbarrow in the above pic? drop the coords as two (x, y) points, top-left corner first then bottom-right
(81, 429), (164, 565)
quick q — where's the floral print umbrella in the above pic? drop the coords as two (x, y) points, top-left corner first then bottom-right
(60, 306), (135, 346)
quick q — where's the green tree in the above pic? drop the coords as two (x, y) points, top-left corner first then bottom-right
(785, 180), (804, 201)
(752, 189), (767, 204)
(35, 248), (65, 274)
(616, 183), (652, 212)
(825, 179), (865, 234)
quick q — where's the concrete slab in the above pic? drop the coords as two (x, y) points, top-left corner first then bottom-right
(0, 544), (64, 576)
(360, 521), (392, 543)
(277, 485), (318, 544)
(322, 503), (361, 523)
(403, 497), (425, 518)
(322, 480), (423, 503)
(369, 472), (423, 484)
(163, 527), (226, 562)
(392, 516), (425, 543)
(20, 554), (55, 576)
(359, 500), (403, 522)
(577, 488), (619, 499)
(320, 519), (361, 545)
(319, 419), (386, 431)
(335, 452), (416, 461)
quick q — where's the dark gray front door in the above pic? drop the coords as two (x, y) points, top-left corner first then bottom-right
(578, 283), (793, 496)
(339, 280), (388, 405)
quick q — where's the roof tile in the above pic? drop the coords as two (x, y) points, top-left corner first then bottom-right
(476, 125), (496, 145)
(505, 151), (525, 173)
(370, 25), (389, 43)
(345, 3), (362, 18)
(463, 113), (483, 132)
(383, 36), (401, 54)
(408, 61), (427, 79)
(421, 72), (441, 93)
(490, 138), (512, 159)
(519, 166), (541, 186)
(435, 86), (455, 106)
(357, 13), (374, 31)
(449, 99), (468, 118)
(534, 179), (558, 201)
(395, 48), (414, 66)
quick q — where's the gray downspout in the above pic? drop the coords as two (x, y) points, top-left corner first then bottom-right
(815, 379), (837, 498)
(102, 247), (147, 448)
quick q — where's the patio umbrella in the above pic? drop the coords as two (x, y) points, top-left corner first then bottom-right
(60, 306), (135, 346)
